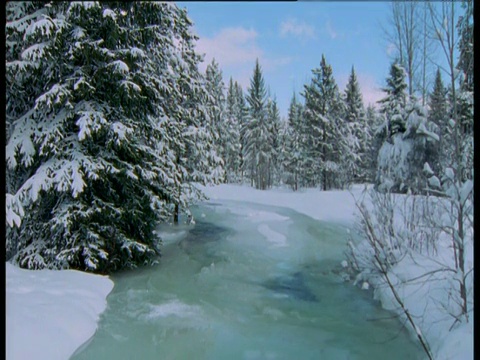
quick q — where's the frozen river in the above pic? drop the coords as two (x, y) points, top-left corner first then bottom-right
(71, 200), (422, 359)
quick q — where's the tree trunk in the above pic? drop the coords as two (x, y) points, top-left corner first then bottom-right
(174, 203), (179, 224)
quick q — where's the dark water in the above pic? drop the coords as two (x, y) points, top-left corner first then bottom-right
(71, 200), (423, 360)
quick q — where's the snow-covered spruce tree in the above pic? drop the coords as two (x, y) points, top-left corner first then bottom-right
(365, 105), (382, 183)
(267, 96), (282, 186)
(377, 61), (408, 142)
(375, 61), (439, 193)
(374, 62), (408, 191)
(376, 104), (440, 194)
(283, 93), (306, 191)
(344, 66), (367, 183)
(302, 55), (349, 190)
(234, 81), (249, 183)
(329, 86), (355, 189)
(204, 58), (227, 182)
(5, 2), (221, 273)
(243, 59), (272, 190)
(428, 68), (449, 173)
(165, 8), (224, 225)
(224, 77), (243, 183)
(276, 119), (290, 186)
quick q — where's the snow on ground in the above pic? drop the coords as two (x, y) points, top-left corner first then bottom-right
(6, 183), (472, 360)
(6, 262), (114, 360)
(199, 183), (370, 224)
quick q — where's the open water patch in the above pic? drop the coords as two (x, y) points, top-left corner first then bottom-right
(71, 200), (423, 360)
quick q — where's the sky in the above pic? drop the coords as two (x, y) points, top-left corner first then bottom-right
(176, 1), (394, 118)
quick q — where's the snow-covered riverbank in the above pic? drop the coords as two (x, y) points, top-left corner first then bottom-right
(6, 183), (472, 359)
(6, 263), (113, 360)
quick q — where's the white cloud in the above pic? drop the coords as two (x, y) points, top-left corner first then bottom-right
(325, 21), (338, 40)
(280, 18), (315, 40)
(195, 27), (262, 72)
(195, 26), (293, 93)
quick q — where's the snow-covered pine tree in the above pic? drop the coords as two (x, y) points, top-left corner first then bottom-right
(344, 66), (367, 183)
(204, 58), (227, 182)
(165, 8), (224, 224)
(234, 81), (249, 182)
(283, 93), (305, 191)
(375, 62), (439, 193)
(429, 68), (449, 128)
(267, 96), (282, 186)
(365, 105), (382, 183)
(329, 86), (358, 189)
(276, 119), (290, 186)
(243, 59), (272, 190)
(302, 54), (345, 190)
(224, 77), (243, 183)
(377, 61), (408, 141)
(428, 68), (449, 173)
(5, 2), (221, 273)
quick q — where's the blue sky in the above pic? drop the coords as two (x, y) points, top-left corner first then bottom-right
(175, 1), (400, 118)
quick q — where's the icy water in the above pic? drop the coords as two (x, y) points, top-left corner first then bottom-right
(71, 200), (423, 360)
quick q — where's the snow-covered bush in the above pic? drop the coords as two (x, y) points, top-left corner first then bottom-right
(345, 179), (473, 359)
(375, 101), (439, 194)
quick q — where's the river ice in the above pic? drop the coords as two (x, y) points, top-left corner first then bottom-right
(71, 199), (423, 360)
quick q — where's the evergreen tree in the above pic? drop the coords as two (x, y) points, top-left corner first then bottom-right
(234, 81), (249, 182)
(168, 10), (225, 224)
(267, 96), (282, 186)
(205, 58), (227, 181)
(5, 2), (221, 273)
(375, 63), (439, 193)
(283, 93), (305, 190)
(302, 55), (346, 190)
(428, 68), (448, 128)
(428, 68), (448, 172)
(224, 77), (242, 182)
(377, 61), (408, 141)
(343, 66), (365, 183)
(365, 105), (382, 182)
(243, 59), (271, 190)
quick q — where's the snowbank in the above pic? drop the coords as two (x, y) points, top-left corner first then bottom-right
(199, 183), (369, 224)
(6, 262), (114, 360)
(371, 254), (474, 360)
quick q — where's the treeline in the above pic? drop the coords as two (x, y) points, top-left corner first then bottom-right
(206, 50), (472, 196)
(205, 55), (376, 191)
